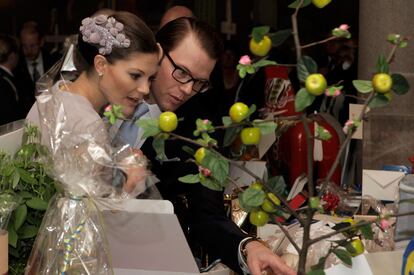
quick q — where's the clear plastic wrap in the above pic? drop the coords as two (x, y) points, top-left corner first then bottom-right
(25, 48), (151, 274)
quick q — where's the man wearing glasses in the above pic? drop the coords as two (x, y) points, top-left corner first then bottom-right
(114, 17), (295, 275)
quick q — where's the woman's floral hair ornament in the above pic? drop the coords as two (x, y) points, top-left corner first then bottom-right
(79, 15), (131, 55)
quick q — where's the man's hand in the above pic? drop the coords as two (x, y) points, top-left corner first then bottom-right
(245, 240), (296, 275)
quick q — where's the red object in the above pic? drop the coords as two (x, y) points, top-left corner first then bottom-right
(263, 65), (341, 187)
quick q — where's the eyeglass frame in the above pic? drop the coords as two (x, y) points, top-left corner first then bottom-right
(163, 52), (212, 94)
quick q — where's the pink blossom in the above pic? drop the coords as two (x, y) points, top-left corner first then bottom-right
(239, 55), (252, 65)
(339, 24), (349, 31)
(105, 105), (112, 112)
(334, 89), (341, 97)
(325, 89), (342, 97)
(199, 166), (211, 177)
(203, 119), (209, 125)
(379, 219), (390, 230)
(343, 120), (354, 134)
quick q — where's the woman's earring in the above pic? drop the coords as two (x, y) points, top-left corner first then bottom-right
(98, 72), (103, 77)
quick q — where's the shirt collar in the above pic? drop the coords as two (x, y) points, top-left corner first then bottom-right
(0, 65), (13, 76)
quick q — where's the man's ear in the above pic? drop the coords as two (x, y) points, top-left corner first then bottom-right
(94, 55), (108, 76)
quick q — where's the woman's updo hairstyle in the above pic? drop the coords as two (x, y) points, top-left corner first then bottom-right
(76, 11), (158, 73)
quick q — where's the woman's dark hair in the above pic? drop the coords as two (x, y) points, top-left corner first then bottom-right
(0, 34), (18, 63)
(76, 11), (159, 73)
(156, 17), (223, 60)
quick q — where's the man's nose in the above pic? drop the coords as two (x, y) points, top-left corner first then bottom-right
(180, 81), (193, 95)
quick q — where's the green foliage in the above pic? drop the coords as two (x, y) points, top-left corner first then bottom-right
(316, 125), (332, 141)
(103, 104), (124, 125)
(239, 187), (266, 212)
(376, 55), (389, 73)
(297, 56), (318, 82)
(269, 29), (292, 47)
(359, 223), (374, 240)
(251, 26), (270, 42)
(267, 176), (287, 196)
(152, 134), (169, 162)
(252, 120), (278, 135)
(288, 0), (312, 9)
(332, 27), (351, 39)
(391, 73), (410, 95)
(178, 174), (200, 184)
(295, 88), (316, 112)
(369, 94), (389, 108)
(307, 269), (325, 275)
(0, 124), (56, 273)
(352, 80), (373, 94)
(332, 248), (352, 266)
(237, 59), (277, 79)
(136, 118), (161, 139)
(201, 150), (229, 184)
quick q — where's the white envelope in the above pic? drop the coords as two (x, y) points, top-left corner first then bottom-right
(362, 169), (405, 201)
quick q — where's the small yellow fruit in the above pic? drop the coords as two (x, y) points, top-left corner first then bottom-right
(267, 193), (281, 206)
(249, 35), (272, 57)
(261, 193), (281, 213)
(347, 238), (365, 257)
(249, 210), (269, 227)
(372, 73), (393, 94)
(305, 73), (327, 96)
(229, 102), (249, 123)
(194, 147), (206, 165)
(159, 111), (178, 132)
(312, 0), (332, 9)
(250, 181), (264, 190)
(240, 127), (261, 145)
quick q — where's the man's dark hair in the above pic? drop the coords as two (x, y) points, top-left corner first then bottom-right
(0, 34), (19, 63)
(156, 17), (223, 60)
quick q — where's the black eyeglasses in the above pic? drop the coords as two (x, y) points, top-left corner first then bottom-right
(164, 52), (211, 94)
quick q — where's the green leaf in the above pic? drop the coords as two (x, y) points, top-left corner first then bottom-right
(18, 225), (38, 239)
(297, 56), (317, 82)
(267, 176), (287, 196)
(288, 0), (312, 9)
(311, 255), (327, 271)
(269, 29), (292, 47)
(253, 120), (277, 135)
(178, 174), (200, 184)
(182, 145), (195, 156)
(376, 54), (389, 74)
(239, 187), (266, 212)
(152, 136), (168, 162)
(345, 242), (357, 255)
(8, 225), (18, 248)
(359, 223), (374, 240)
(12, 170), (20, 189)
(247, 104), (257, 118)
(368, 94), (388, 108)
(18, 191), (33, 199)
(399, 40), (408, 48)
(252, 26), (270, 42)
(17, 168), (38, 185)
(316, 125), (332, 141)
(199, 176), (223, 191)
(333, 248), (352, 266)
(26, 197), (48, 210)
(223, 126), (243, 147)
(307, 270), (325, 275)
(295, 88), (315, 112)
(222, 116), (233, 126)
(239, 68), (247, 78)
(253, 59), (277, 68)
(391, 73), (410, 95)
(136, 118), (161, 138)
(352, 80), (373, 94)
(202, 151), (229, 183)
(13, 204), (27, 231)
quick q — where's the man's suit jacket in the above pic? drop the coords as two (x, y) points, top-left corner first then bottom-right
(14, 49), (61, 116)
(0, 67), (24, 125)
(140, 92), (247, 273)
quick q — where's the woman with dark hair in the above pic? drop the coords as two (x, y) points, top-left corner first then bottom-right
(27, 11), (161, 195)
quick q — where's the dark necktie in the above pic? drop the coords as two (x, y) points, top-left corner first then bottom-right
(32, 61), (40, 82)
(118, 103), (150, 147)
